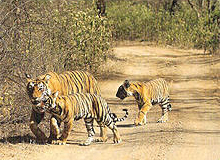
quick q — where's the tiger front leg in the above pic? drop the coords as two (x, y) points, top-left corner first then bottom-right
(53, 120), (73, 145)
(134, 102), (152, 126)
(48, 117), (61, 144)
(138, 104), (147, 125)
(29, 110), (47, 144)
(142, 114), (147, 125)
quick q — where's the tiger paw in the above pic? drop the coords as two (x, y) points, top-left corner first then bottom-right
(157, 118), (168, 123)
(52, 140), (66, 145)
(36, 138), (47, 144)
(94, 137), (107, 143)
(80, 142), (91, 146)
(113, 137), (121, 144)
(47, 137), (58, 144)
(47, 138), (53, 144)
(80, 137), (94, 146)
(157, 120), (165, 123)
(134, 119), (142, 126)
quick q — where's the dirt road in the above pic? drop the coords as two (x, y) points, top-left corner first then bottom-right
(1, 43), (220, 160)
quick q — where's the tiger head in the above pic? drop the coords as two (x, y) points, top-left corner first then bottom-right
(44, 91), (62, 114)
(26, 73), (52, 113)
(116, 80), (135, 100)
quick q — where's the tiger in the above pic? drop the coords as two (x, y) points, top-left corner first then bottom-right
(25, 71), (101, 143)
(116, 78), (172, 126)
(43, 91), (128, 146)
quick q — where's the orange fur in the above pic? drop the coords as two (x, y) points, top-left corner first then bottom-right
(116, 78), (171, 126)
(26, 71), (101, 143)
(45, 92), (122, 145)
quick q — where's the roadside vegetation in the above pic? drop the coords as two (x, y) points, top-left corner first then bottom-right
(0, 0), (112, 139)
(108, 0), (220, 53)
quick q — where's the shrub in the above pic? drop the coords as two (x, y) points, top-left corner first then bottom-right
(107, 0), (220, 53)
(0, 0), (113, 126)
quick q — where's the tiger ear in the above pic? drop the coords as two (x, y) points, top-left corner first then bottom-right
(54, 91), (59, 98)
(51, 91), (59, 108)
(52, 91), (59, 101)
(25, 73), (32, 82)
(44, 74), (51, 83)
(124, 80), (130, 88)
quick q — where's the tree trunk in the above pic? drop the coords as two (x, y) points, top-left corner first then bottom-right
(96, 0), (106, 17)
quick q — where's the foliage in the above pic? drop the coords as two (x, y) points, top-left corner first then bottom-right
(0, 0), (113, 126)
(107, 0), (220, 53)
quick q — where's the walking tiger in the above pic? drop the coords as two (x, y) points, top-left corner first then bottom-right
(116, 78), (172, 126)
(26, 71), (101, 143)
(44, 92), (128, 145)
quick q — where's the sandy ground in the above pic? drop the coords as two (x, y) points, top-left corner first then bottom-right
(1, 43), (220, 160)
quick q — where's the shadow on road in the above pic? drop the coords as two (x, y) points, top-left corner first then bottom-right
(0, 134), (35, 144)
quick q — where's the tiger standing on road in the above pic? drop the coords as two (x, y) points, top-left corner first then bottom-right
(43, 92), (128, 146)
(116, 78), (172, 126)
(25, 71), (101, 143)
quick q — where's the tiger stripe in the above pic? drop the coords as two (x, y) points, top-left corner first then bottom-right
(116, 78), (172, 126)
(44, 92), (128, 145)
(26, 70), (101, 143)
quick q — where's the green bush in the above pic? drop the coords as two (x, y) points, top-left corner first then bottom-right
(107, 1), (156, 41)
(0, 0), (113, 125)
(107, 0), (220, 53)
(23, 0), (112, 73)
(50, 5), (112, 72)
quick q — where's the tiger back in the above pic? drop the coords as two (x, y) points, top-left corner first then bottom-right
(26, 71), (101, 110)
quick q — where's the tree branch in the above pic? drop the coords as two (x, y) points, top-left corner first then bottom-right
(187, 0), (200, 18)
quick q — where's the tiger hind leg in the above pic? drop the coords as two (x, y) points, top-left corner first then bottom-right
(163, 96), (172, 111)
(167, 104), (172, 111)
(157, 97), (172, 123)
(157, 105), (169, 123)
(157, 109), (168, 123)
(81, 118), (95, 146)
(107, 122), (121, 144)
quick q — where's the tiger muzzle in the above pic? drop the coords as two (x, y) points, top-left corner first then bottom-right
(32, 99), (40, 105)
(116, 86), (127, 100)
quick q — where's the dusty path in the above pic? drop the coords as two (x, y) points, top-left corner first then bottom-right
(1, 43), (220, 160)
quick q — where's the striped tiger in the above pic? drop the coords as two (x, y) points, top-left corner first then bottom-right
(25, 71), (101, 143)
(116, 78), (172, 126)
(43, 92), (128, 146)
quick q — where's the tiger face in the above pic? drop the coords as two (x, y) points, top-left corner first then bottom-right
(26, 74), (52, 113)
(116, 80), (134, 100)
(44, 91), (60, 113)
